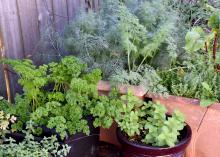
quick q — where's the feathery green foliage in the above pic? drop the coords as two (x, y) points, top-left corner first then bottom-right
(64, 0), (179, 88)
(110, 66), (168, 95)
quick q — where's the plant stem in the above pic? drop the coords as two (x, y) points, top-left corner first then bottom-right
(157, 66), (188, 74)
(127, 51), (131, 72)
(136, 55), (148, 72)
(205, 42), (208, 54)
(213, 33), (218, 63)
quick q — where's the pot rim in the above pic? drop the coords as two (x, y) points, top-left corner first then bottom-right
(117, 123), (192, 156)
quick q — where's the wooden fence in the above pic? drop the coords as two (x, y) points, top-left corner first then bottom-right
(0, 0), (99, 98)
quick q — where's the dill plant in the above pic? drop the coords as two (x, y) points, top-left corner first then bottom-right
(64, 0), (179, 94)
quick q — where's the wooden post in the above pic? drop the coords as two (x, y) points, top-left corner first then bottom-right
(0, 30), (11, 103)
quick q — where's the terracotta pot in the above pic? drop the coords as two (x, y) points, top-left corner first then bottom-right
(97, 81), (146, 99)
(117, 125), (192, 157)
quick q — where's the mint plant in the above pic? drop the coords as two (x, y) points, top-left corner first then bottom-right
(142, 103), (185, 147)
(91, 90), (185, 147)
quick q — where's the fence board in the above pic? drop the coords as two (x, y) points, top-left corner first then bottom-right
(92, 0), (99, 11)
(53, 0), (68, 33)
(0, 0), (99, 97)
(80, 0), (86, 8)
(0, 0), (24, 59)
(17, 0), (40, 58)
(0, 31), (5, 97)
(0, 0), (25, 98)
(36, 0), (54, 36)
(67, 0), (81, 21)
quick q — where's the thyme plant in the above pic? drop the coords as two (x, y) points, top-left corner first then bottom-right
(159, 9), (220, 107)
(0, 132), (70, 157)
(0, 110), (16, 139)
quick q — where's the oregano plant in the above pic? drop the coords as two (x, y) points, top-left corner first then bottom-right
(91, 90), (185, 147)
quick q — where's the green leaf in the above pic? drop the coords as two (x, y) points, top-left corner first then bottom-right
(200, 99), (217, 107)
(208, 11), (220, 29)
(201, 82), (212, 92)
(185, 27), (205, 53)
(216, 53), (220, 64)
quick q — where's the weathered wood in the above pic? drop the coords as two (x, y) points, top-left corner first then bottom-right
(0, 29), (11, 102)
(0, 0), (99, 95)
(0, 29), (6, 97)
(80, 0), (86, 8)
(0, 0), (24, 59)
(36, 0), (54, 36)
(52, 0), (68, 33)
(67, 0), (81, 21)
(0, 0), (25, 98)
(17, 0), (40, 58)
(93, 0), (100, 11)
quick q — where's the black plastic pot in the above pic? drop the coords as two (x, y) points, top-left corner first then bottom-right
(6, 116), (100, 157)
(65, 116), (100, 157)
(116, 124), (192, 157)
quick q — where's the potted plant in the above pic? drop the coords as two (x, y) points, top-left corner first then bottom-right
(1, 133), (70, 157)
(0, 56), (111, 157)
(144, 8), (220, 157)
(91, 90), (192, 157)
(0, 104), (70, 157)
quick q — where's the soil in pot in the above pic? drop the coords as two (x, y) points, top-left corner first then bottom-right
(96, 141), (122, 157)
(116, 124), (192, 157)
